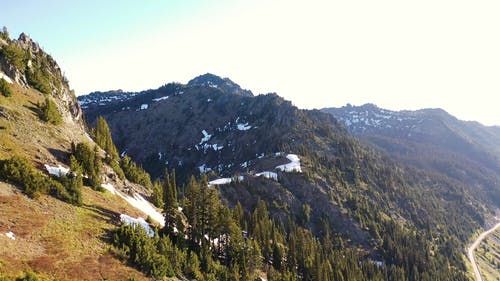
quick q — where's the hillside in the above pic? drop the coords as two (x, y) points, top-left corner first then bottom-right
(0, 31), (165, 280)
(323, 104), (500, 207)
(79, 74), (494, 280)
(1, 28), (497, 280)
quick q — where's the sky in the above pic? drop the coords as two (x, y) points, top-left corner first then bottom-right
(1, 0), (500, 126)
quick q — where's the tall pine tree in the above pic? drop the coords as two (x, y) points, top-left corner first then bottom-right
(163, 169), (178, 234)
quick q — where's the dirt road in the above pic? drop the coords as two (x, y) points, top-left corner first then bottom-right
(467, 220), (500, 281)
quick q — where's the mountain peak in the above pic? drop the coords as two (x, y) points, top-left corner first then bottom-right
(16, 32), (41, 53)
(187, 73), (253, 96)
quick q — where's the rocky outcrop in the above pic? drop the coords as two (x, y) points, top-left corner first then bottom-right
(0, 31), (83, 127)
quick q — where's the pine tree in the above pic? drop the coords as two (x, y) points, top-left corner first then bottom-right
(185, 176), (201, 246)
(87, 145), (102, 190)
(233, 201), (244, 228)
(163, 168), (178, 234)
(64, 155), (83, 205)
(92, 116), (126, 179)
(39, 97), (62, 125)
(93, 116), (119, 160)
(151, 179), (164, 208)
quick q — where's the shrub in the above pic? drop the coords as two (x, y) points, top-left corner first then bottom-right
(0, 78), (12, 97)
(26, 66), (52, 94)
(39, 97), (62, 125)
(0, 156), (81, 205)
(121, 156), (152, 188)
(71, 142), (102, 190)
(1, 43), (27, 72)
(16, 271), (39, 281)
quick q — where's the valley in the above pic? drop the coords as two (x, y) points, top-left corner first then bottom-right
(0, 29), (499, 280)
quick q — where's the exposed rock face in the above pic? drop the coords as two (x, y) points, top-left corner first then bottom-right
(0, 32), (83, 127)
(17, 33), (42, 53)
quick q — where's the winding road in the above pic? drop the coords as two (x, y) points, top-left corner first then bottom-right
(467, 219), (500, 281)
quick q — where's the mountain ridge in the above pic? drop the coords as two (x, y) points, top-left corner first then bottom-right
(1, 28), (497, 280)
(323, 103), (500, 206)
(79, 74), (494, 279)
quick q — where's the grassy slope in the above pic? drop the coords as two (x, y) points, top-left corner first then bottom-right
(0, 182), (152, 280)
(474, 228), (500, 281)
(0, 83), (85, 163)
(0, 79), (161, 280)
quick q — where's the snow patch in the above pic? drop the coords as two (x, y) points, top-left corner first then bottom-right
(0, 72), (13, 84)
(209, 176), (244, 186)
(101, 182), (165, 226)
(101, 183), (116, 195)
(121, 192), (165, 226)
(276, 154), (302, 172)
(199, 164), (212, 174)
(237, 123), (252, 131)
(140, 104), (149, 110)
(120, 214), (154, 237)
(85, 133), (93, 141)
(256, 171), (278, 181)
(152, 96), (169, 102)
(212, 144), (223, 151)
(44, 164), (70, 177)
(200, 130), (212, 144)
(120, 150), (127, 157)
(5, 231), (15, 240)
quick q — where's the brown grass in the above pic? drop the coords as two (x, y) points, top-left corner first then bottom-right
(0, 182), (150, 280)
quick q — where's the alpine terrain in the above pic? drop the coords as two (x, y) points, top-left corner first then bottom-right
(0, 29), (498, 281)
(80, 72), (498, 280)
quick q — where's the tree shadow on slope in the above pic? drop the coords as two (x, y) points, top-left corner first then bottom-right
(23, 101), (41, 117)
(47, 147), (70, 164)
(81, 203), (121, 244)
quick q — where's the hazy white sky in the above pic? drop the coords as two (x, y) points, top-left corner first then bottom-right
(2, 1), (500, 125)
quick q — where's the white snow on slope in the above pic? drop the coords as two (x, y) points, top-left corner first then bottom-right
(199, 164), (212, 173)
(212, 144), (224, 151)
(200, 130), (212, 144)
(152, 96), (169, 102)
(140, 104), (149, 110)
(101, 183), (116, 195)
(256, 171), (278, 181)
(44, 164), (70, 177)
(0, 72), (13, 83)
(276, 154), (302, 172)
(101, 183), (165, 226)
(120, 214), (154, 237)
(209, 176), (244, 186)
(237, 123), (252, 131)
(5, 231), (15, 240)
(122, 192), (165, 226)
(85, 133), (93, 141)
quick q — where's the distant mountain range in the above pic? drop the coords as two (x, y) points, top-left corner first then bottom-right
(323, 104), (500, 206)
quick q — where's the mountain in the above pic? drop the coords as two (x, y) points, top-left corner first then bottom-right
(323, 103), (500, 206)
(187, 73), (254, 97)
(0, 31), (160, 280)
(1, 28), (497, 280)
(79, 74), (494, 280)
